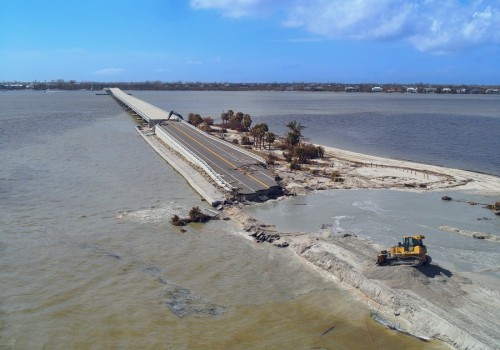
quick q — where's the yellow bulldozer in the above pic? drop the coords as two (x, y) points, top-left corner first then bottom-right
(376, 235), (431, 267)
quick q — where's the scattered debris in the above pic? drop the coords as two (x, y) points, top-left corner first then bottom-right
(170, 206), (215, 226)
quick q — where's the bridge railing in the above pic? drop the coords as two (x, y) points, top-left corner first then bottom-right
(109, 89), (150, 121)
(155, 125), (235, 192)
(181, 120), (267, 165)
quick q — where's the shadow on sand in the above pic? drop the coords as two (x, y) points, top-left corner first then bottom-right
(417, 263), (453, 278)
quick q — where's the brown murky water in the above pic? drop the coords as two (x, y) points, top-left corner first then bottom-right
(0, 91), (448, 349)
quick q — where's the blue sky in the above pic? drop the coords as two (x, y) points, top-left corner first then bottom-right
(1, 0), (499, 84)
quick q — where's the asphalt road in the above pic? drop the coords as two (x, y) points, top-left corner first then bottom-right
(158, 121), (279, 195)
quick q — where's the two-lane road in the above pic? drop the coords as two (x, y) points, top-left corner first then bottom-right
(158, 121), (279, 195)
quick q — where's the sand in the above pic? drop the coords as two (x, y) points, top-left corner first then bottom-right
(267, 144), (500, 196)
(225, 205), (500, 350)
(222, 143), (500, 350)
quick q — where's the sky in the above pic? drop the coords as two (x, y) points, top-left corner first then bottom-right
(1, 0), (499, 84)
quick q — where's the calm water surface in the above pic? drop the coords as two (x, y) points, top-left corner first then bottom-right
(1, 90), (496, 349)
(133, 90), (500, 176)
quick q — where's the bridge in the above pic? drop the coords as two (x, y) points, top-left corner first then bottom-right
(108, 88), (171, 127)
(108, 88), (282, 201)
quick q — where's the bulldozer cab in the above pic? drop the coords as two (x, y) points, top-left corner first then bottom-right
(402, 235), (425, 252)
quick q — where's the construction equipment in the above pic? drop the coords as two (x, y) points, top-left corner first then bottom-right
(376, 235), (431, 266)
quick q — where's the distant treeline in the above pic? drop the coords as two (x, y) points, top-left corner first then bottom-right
(2, 80), (499, 94)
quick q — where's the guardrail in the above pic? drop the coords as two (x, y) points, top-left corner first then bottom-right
(155, 125), (235, 192)
(181, 120), (267, 165)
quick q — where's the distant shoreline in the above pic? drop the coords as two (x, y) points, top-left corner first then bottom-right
(3, 82), (500, 94)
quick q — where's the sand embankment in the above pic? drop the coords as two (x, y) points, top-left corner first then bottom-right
(320, 145), (500, 195)
(225, 206), (500, 350)
(269, 143), (500, 196)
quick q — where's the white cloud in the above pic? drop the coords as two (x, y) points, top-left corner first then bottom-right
(283, 0), (416, 41)
(190, 0), (500, 53)
(189, 0), (285, 18)
(92, 68), (124, 75)
(408, 1), (500, 53)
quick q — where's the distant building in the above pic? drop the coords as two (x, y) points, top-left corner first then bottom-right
(485, 89), (499, 94)
(345, 86), (359, 92)
(406, 87), (418, 93)
(371, 86), (383, 92)
(442, 88), (452, 94)
(424, 87), (437, 93)
(0, 83), (26, 89)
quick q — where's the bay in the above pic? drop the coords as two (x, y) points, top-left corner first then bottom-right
(2, 89), (496, 349)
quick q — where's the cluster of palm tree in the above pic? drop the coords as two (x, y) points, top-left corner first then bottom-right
(249, 123), (276, 150)
(189, 110), (323, 166)
(220, 110), (252, 132)
(283, 120), (325, 165)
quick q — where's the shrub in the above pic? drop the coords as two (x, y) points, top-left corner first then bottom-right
(203, 117), (214, 125)
(330, 170), (340, 179)
(283, 152), (293, 163)
(241, 136), (252, 145)
(200, 124), (211, 132)
(290, 160), (301, 171)
(266, 153), (279, 166)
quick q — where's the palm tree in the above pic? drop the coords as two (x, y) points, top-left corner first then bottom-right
(265, 132), (276, 150)
(249, 125), (260, 146)
(256, 123), (268, 149)
(220, 111), (229, 125)
(286, 120), (306, 135)
(242, 114), (252, 130)
(286, 120), (305, 150)
(249, 123), (268, 149)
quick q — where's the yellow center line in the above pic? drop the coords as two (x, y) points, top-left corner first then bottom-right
(168, 123), (270, 189)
